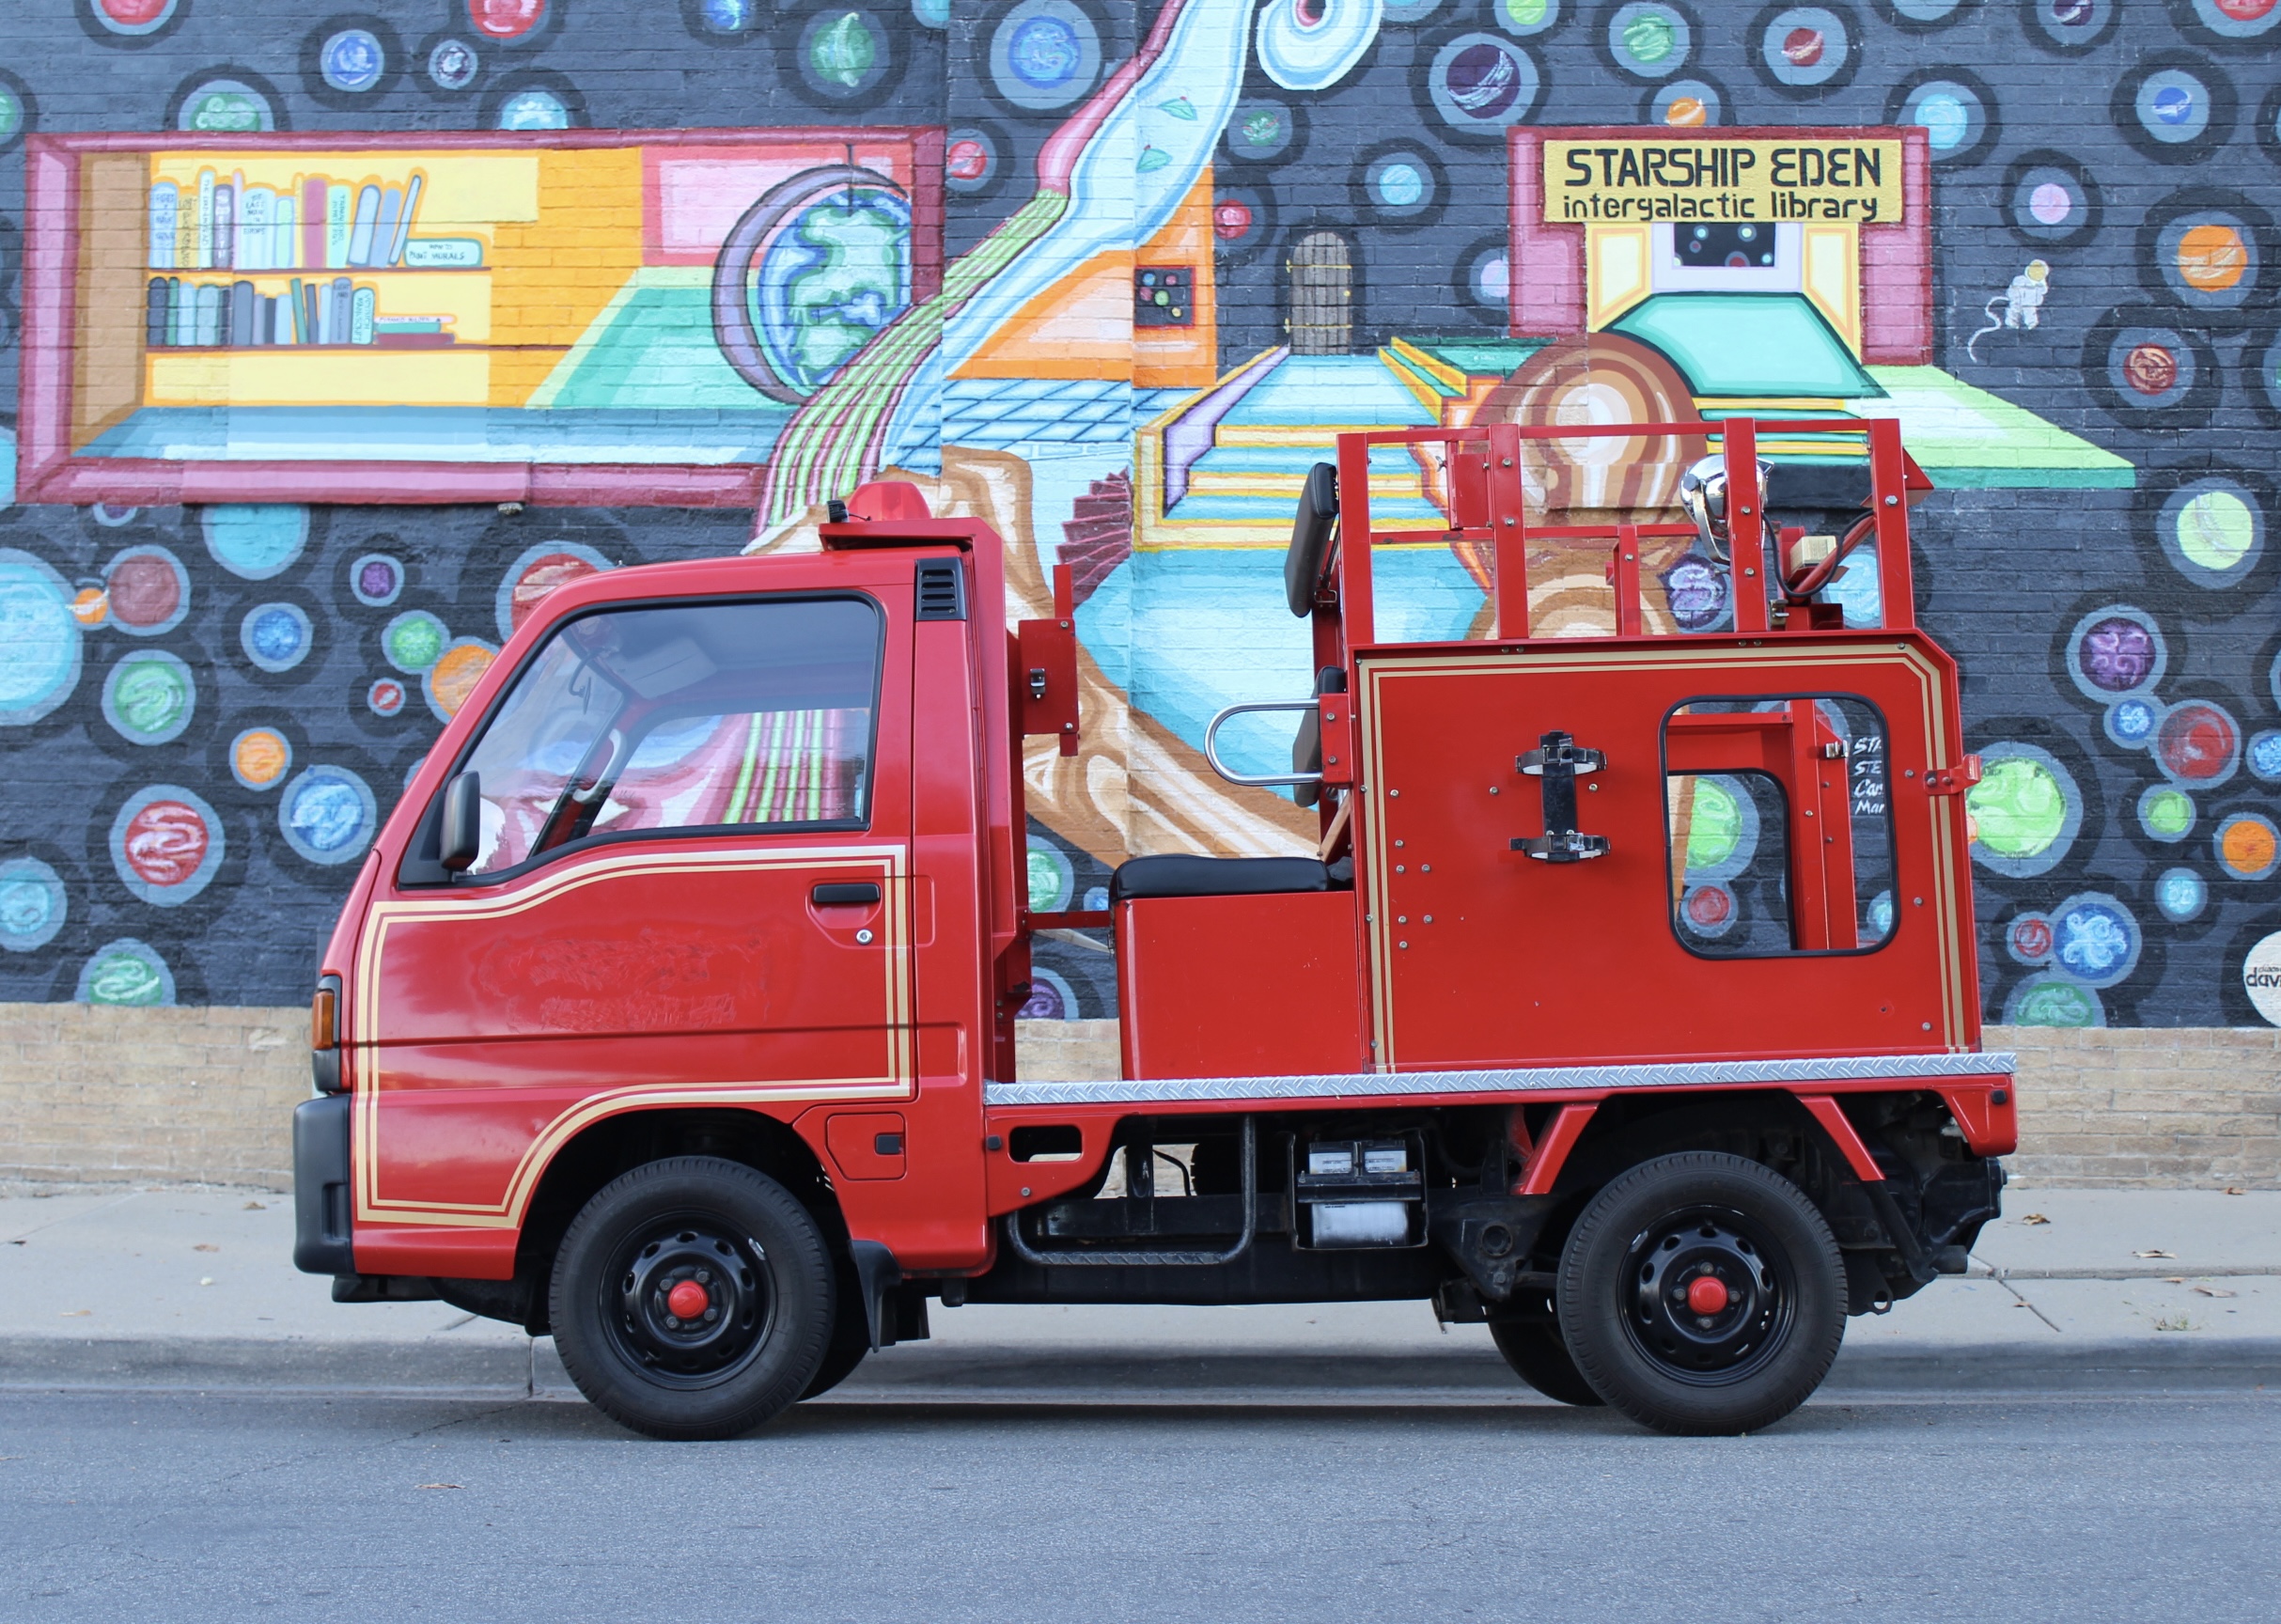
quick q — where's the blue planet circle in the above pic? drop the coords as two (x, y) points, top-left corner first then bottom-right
(320, 28), (385, 94)
(0, 550), (84, 726)
(2155, 867), (2207, 923)
(203, 505), (308, 580)
(0, 856), (67, 953)
(280, 765), (379, 866)
(499, 88), (570, 130)
(242, 602), (314, 673)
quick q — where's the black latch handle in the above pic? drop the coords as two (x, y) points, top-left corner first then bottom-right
(812, 882), (882, 906)
(1511, 729), (1610, 864)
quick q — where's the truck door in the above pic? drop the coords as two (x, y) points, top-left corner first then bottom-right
(353, 592), (914, 1228)
(1355, 639), (1974, 1070)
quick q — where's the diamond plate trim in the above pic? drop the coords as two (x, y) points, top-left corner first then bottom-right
(986, 1052), (2017, 1108)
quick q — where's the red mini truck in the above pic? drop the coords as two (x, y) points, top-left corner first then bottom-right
(294, 416), (2010, 1438)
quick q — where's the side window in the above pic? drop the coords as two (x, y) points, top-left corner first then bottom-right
(456, 596), (881, 877)
(1664, 696), (1893, 958)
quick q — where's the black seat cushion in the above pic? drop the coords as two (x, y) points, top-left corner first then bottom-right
(1109, 854), (1330, 904)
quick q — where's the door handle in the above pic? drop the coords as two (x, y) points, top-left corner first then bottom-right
(812, 882), (881, 906)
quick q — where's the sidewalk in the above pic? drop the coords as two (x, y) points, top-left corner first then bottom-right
(3, 1183), (2276, 1403)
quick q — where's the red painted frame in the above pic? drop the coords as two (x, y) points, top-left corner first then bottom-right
(16, 126), (946, 509)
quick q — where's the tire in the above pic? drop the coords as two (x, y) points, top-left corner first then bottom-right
(801, 1302), (870, 1400)
(1489, 1317), (1604, 1407)
(549, 1157), (836, 1441)
(1556, 1151), (1846, 1436)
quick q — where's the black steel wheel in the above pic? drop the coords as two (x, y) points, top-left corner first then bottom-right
(550, 1157), (835, 1441)
(1489, 1315), (1604, 1407)
(1556, 1151), (1845, 1435)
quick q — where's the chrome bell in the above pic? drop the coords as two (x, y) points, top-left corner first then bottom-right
(1678, 454), (1773, 564)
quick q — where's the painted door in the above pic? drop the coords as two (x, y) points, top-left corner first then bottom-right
(1355, 638), (1976, 1072)
(351, 592), (914, 1231)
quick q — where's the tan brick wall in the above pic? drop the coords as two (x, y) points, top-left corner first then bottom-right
(2, 1007), (2273, 1189)
(1994, 1024), (2281, 1189)
(0, 1004), (310, 1189)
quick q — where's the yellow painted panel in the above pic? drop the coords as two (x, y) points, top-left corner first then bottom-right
(1803, 225), (1860, 356)
(147, 349), (491, 407)
(1586, 225), (1651, 329)
(487, 148), (646, 401)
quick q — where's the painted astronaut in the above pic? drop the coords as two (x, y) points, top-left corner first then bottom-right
(2002, 259), (2050, 329)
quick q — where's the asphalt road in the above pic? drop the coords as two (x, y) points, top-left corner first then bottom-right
(6, 1389), (2279, 1622)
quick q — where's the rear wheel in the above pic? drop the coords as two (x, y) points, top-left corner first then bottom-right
(550, 1157), (835, 1441)
(1557, 1151), (1845, 1436)
(1489, 1316), (1603, 1407)
(801, 1302), (871, 1400)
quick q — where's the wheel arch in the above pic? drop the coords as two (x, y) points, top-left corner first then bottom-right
(505, 1106), (848, 1333)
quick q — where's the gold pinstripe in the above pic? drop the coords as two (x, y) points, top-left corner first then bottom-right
(350, 843), (913, 1229)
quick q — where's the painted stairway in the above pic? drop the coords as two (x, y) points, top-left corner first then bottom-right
(1141, 343), (1543, 546)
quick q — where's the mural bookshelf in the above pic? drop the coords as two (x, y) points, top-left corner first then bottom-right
(22, 128), (943, 504)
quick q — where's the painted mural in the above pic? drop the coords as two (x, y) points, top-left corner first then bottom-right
(1, 0), (2279, 1031)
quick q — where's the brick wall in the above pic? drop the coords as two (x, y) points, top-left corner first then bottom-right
(3, 1007), (2273, 1191)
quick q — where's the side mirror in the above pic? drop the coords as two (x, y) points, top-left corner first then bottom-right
(440, 771), (482, 873)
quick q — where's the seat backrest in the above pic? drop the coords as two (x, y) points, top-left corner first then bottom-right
(1284, 462), (1338, 617)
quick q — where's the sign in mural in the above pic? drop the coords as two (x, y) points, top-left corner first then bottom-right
(1542, 137), (1906, 224)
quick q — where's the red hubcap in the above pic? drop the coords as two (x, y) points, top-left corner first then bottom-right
(1685, 1275), (1730, 1316)
(666, 1280), (711, 1320)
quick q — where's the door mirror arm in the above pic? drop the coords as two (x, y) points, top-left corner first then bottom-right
(440, 771), (483, 873)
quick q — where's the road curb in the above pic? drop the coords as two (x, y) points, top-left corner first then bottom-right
(3, 1335), (2277, 1400)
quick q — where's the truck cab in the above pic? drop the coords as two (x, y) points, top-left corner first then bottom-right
(295, 416), (2009, 1440)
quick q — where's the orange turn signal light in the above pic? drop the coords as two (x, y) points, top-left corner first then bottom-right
(311, 987), (337, 1052)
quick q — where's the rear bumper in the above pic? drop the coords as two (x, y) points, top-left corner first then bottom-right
(292, 1094), (354, 1275)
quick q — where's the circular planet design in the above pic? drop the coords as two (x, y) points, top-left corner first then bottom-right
(990, 0), (1099, 112)
(1964, 743), (2080, 876)
(0, 857), (68, 953)
(102, 650), (195, 745)
(320, 29), (386, 94)
(204, 505), (307, 581)
(497, 87), (569, 130)
(76, 940), (176, 1007)
(2155, 699), (2241, 785)
(498, 542), (612, 639)
(2154, 867), (2207, 923)
(177, 78), (275, 132)
(2159, 478), (2263, 587)
(350, 554), (404, 608)
(429, 39), (479, 89)
(91, 0), (177, 37)
(426, 639), (498, 722)
(1429, 35), (1541, 131)
(2216, 813), (2281, 881)
(2139, 784), (2195, 842)
(109, 784), (225, 906)
(242, 602), (314, 674)
(104, 546), (189, 635)
(468, 0), (546, 41)
(280, 766), (380, 866)
(0, 550), (84, 726)
(230, 726), (292, 791)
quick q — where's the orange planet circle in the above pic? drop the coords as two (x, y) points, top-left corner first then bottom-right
(232, 729), (289, 789)
(427, 641), (495, 719)
(2176, 223), (2247, 292)
(2222, 818), (2276, 877)
(1664, 96), (1708, 127)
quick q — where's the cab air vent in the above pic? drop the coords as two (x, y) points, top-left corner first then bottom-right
(914, 558), (967, 621)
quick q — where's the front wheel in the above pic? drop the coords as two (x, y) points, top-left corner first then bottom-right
(550, 1157), (836, 1441)
(1557, 1151), (1845, 1436)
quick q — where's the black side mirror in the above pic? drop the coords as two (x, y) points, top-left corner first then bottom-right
(440, 771), (482, 873)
